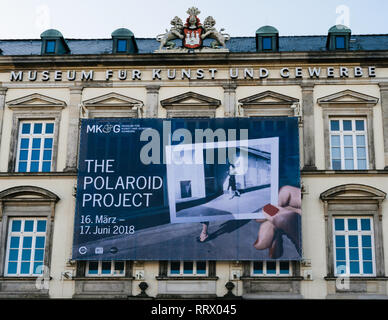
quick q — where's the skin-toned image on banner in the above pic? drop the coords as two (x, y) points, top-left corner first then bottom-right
(72, 117), (301, 260)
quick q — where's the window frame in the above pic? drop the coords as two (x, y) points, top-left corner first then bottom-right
(15, 120), (56, 173)
(4, 217), (47, 277)
(168, 261), (208, 277)
(8, 112), (62, 173)
(332, 216), (376, 277)
(318, 90), (378, 171)
(320, 184), (386, 279)
(85, 260), (126, 277)
(321, 111), (375, 171)
(329, 118), (369, 170)
(250, 261), (292, 277)
(0, 186), (59, 279)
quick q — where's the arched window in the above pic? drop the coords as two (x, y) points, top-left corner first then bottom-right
(0, 186), (59, 298)
(320, 184), (386, 297)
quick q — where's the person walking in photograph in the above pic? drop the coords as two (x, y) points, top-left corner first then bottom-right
(227, 164), (240, 199)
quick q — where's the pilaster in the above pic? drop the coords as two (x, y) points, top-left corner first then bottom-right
(64, 85), (83, 172)
(301, 83), (317, 170)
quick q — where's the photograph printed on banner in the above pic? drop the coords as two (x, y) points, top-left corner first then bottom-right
(166, 137), (279, 223)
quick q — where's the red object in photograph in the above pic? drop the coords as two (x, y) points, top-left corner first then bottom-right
(263, 204), (279, 216)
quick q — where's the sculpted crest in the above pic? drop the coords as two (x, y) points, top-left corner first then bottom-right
(156, 7), (230, 52)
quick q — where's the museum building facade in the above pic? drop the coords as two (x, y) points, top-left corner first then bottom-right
(0, 10), (388, 299)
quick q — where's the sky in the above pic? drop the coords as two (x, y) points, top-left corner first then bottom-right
(0, 0), (387, 39)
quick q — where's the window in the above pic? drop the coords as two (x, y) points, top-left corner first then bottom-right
(169, 261), (207, 276)
(5, 218), (47, 276)
(86, 261), (125, 276)
(16, 121), (55, 172)
(317, 90), (378, 170)
(251, 261), (291, 276)
(320, 184), (386, 284)
(262, 37), (272, 50)
(335, 36), (345, 49)
(333, 217), (375, 276)
(329, 118), (368, 170)
(117, 39), (128, 52)
(45, 40), (56, 53)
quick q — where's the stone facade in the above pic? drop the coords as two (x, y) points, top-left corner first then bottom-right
(0, 28), (387, 299)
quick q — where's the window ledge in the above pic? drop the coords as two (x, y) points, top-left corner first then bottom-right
(0, 276), (50, 281)
(241, 276), (303, 281)
(301, 169), (388, 175)
(0, 172), (77, 177)
(75, 276), (134, 281)
(324, 276), (388, 281)
(156, 276), (219, 281)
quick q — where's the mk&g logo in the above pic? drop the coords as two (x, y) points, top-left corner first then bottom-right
(86, 124), (121, 134)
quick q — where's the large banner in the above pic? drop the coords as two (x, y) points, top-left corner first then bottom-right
(72, 117), (301, 260)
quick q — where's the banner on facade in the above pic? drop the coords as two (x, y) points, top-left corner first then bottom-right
(72, 117), (301, 260)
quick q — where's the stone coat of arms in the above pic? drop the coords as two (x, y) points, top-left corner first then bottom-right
(156, 7), (230, 52)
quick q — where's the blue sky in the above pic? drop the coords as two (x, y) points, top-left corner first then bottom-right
(0, 0), (387, 39)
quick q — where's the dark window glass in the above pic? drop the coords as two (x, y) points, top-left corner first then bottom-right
(196, 261), (206, 274)
(343, 120), (352, 131)
(117, 39), (127, 52)
(45, 123), (54, 134)
(335, 36), (345, 49)
(279, 262), (290, 274)
(21, 123), (31, 134)
(114, 261), (125, 274)
(330, 120), (340, 131)
(33, 123), (43, 134)
(355, 120), (365, 131)
(170, 261), (180, 274)
(88, 262), (98, 274)
(101, 261), (111, 274)
(262, 37), (272, 50)
(253, 261), (263, 274)
(266, 261), (276, 274)
(334, 218), (345, 231)
(183, 261), (193, 274)
(45, 40), (56, 53)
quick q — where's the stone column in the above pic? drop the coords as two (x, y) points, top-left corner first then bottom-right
(301, 83), (317, 170)
(0, 86), (7, 151)
(145, 85), (160, 118)
(378, 83), (388, 169)
(64, 85), (83, 172)
(222, 83), (237, 117)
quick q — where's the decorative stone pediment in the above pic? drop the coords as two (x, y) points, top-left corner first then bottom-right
(238, 91), (299, 117)
(161, 91), (221, 118)
(0, 186), (60, 203)
(6, 93), (66, 110)
(317, 90), (379, 108)
(239, 91), (299, 106)
(320, 184), (386, 201)
(0, 186), (60, 221)
(82, 92), (143, 118)
(83, 92), (143, 107)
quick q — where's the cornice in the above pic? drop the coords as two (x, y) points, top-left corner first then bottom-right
(2, 51), (388, 67)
